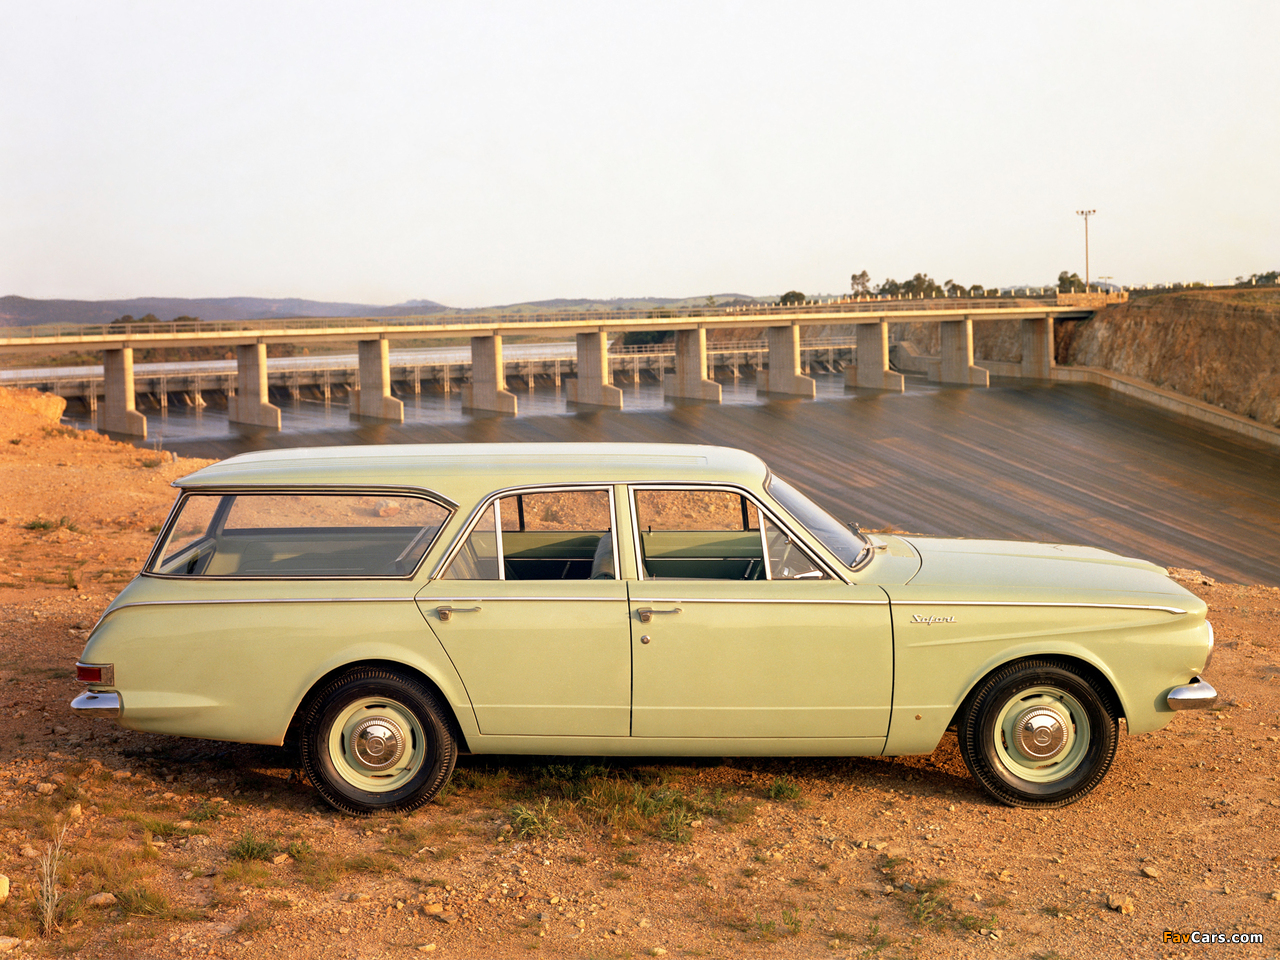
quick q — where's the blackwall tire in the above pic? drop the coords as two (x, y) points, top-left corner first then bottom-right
(959, 659), (1118, 808)
(299, 668), (456, 816)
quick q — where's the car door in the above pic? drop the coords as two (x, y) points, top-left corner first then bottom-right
(627, 486), (892, 743)
(416, 486), (631, 738)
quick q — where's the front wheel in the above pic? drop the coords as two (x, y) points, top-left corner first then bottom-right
(958, 660), (1118, 808)
(300, 668), (457, 816)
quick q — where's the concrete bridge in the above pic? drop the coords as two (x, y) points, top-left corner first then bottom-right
(0, 293), (1119, 437)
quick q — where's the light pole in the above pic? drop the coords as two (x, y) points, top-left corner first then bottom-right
(1076, 209), (1096, 290)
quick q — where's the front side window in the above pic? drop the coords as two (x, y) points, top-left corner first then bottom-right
(440, 488), (615, 581)
(633, 487), (828, 580)
(148, 492), (451, 578)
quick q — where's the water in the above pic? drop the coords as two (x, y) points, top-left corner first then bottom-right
(62, 372), (862, 447)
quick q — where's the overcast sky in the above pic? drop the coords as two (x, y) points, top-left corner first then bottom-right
(2, 1), (1276, 307)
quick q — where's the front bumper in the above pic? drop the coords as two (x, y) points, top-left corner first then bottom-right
(1167, 677), (1218, 711)
(71, 691), (122, 718)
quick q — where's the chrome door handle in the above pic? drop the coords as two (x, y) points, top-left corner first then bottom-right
(636, 606), (681, 624)
(436, 605), (481, 623)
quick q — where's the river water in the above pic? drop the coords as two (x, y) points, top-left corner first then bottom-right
(65, 373), (1280, 586)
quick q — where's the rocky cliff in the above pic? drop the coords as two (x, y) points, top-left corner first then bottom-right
(897, 290), (1280, 427)
(1063, 290), (1280, 426)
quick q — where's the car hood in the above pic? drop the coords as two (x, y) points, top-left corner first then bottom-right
(897, 536), (1183, 595)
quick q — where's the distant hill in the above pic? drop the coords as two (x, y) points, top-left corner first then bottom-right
(0, 295), (450, 327)
(0, 293), (774, 327)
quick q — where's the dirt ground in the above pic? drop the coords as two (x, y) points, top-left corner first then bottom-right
(0, 386), (1276, 959)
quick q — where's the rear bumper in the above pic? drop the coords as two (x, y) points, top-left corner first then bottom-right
(70, 691), (122, 718)
(1167, 677), (1218, 711)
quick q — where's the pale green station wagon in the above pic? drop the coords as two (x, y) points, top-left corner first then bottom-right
(71, 443), (1217, 814)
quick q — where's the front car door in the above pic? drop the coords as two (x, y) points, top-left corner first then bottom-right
(627, 486), (892, 745)
(416, 486), (631, 737)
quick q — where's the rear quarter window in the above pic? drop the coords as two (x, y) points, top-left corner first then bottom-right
(148, 492), (452, 578)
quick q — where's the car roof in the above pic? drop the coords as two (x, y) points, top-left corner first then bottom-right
(173, 443), (770, 495)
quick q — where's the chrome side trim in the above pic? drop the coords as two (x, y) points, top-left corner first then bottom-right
(70, 691), (122, 718)
(894, 600), (1188, 615)
(1167, 677), (1218, 711)
(626, 597), (887, 606)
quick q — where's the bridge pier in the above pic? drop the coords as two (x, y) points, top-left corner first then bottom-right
(566, 331), (623, 408)
(461, 336), (518, 414)
(1020, 317), (1055, 379)
(845, 321), (905, 392)
(935, 318), (990, 387)
(97, 348), (147, 437)
(757, 325), (816, 398)
(352, 339), (405, 421)
(663, 329), (722, 402)
(227, 343), (283, 429)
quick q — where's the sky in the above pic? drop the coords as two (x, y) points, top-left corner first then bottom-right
(2, 1), (1277, 308)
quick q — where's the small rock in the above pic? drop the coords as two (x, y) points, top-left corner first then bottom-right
(1106, 893), (1134, 915)
(351, 892), (371, 902)
(20, 846), (39, 859)
(1269, 891), (1280, 902)
(435, 913), (458, 924)
(176, 820), (195, 829)
(417, 946), (436, 953)
(272, 853), (291, 865)
(0, 936), (20, 954)
(1141, 866), (1160, 879)
(871, 841), (888, 851)
(65, 802), (83, 820)
(53, 725), (69, 735)
(423, 902), (444, 914)
(36, 782), (55, 795)
(338, 927), (350, 935)
(375, 499), (401, 518)
(111, 769), (132, 779)
(650, 950), (667, 957)
(637, 919), (650, 928)
(86, 892), (118, 908)
(0, 875), (8, 905)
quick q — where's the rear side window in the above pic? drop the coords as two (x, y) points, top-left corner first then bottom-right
(148, 492), (451, 578)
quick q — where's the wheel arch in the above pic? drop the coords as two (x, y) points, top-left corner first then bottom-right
(285, 659), (471, 755)
(949, 653), (1124, 732)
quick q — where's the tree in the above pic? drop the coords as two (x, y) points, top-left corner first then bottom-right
(1057, 271), (1086, 293)
(850, 270), (871, 295)
(780, 290), (806, 305)
(875, 278), (901, 297)
(899, 273), (944, 298)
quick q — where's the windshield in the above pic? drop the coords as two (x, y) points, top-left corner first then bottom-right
(765, 475), (870, 569)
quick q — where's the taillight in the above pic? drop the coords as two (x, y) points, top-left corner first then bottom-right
(76, 663), (114, 685)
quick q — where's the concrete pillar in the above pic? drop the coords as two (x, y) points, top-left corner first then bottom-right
(663, 328), (722, 402)
(1020, 316), (1055, 379)
(757, 325), (816, 397)
(565, 331), (623, 408)
(351, 339), (405, 421)
(97, 348), (147, 437)
(461, 335), (518, 414)
(846, 321), (905, 392)
(936, 318), (990, 387)
(227, 342), (283, 429)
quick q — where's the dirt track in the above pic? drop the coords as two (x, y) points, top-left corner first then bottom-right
(0, 387), (1277, 959)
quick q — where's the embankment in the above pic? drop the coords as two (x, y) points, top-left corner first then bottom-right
(900, 289), (1280, 427)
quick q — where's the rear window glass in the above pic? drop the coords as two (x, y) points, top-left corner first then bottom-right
(148, 493), (451, 578)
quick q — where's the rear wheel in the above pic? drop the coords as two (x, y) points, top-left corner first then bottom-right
(300, 668), (456, 816)
(959, 660), (1118, 808)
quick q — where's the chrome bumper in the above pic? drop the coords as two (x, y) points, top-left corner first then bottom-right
(1167, 677), (1218, 711)
(70, 691), (122, 718)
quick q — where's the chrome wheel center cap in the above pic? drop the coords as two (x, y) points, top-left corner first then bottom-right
(350, 716), (406, 771)
(1014, 706), (1067, 760)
